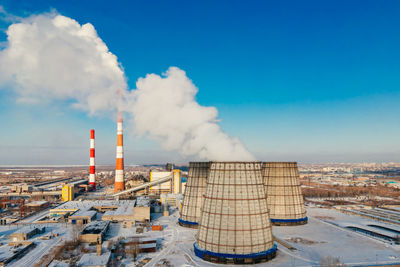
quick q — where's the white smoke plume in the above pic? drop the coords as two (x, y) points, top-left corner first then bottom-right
(130, 67), (255, 160)
(0, 11), (254, 161)
(0, 12), (126, 114)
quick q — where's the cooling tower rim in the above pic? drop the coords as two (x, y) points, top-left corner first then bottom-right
(178, 217), (199, 226)
(270, 216), (308, 224)
(194, 242), (277, 259)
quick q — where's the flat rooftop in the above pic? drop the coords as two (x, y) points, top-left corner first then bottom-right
(81, 221), (109, 235)
(77, 252), (111, 266)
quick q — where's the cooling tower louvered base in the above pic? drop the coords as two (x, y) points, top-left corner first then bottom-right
(263, 162), (307, 226)
(179, 162), (210, 228)
(194, 243), (277, 264)
(270, 217), (308, 226)
(195, 162), (277, 264)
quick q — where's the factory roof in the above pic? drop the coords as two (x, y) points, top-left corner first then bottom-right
(81, 221), (109, 235)
(136, 196), (150, 207)
(70, 210), (97, 218)
(0, 243), (32, 263)
(58, 200), (135, 210)
(139, 243), (157, 249)
(103, 202), (134, 216)
(77, 252), (111, 266)
(48, 260), (69, 267)
(12, 226), (43, 234)
(26, 200), (49, 207)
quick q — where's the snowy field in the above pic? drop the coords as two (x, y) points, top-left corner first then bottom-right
(1, 206), (399, 266)
(133, 207), (400, 267)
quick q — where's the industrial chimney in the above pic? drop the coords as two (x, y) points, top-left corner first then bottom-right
(262, 162), (307, 226)
(89, 129), (96, 190)
(179, 162), (209, 228)
(114, 112), (125, 193)
(194, 162), (277, 264)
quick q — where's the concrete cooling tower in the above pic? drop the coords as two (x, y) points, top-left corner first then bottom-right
(194, 162), (277, 264)
(262, 162), (307, 226)
(179, 162), (210, 228)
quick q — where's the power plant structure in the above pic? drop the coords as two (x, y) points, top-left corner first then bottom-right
(262, 162), (307, 226)
(194, 162), (277, 264)
(114, 111), (125, 193)
(179, 162), (210, 228)
(89, 129), (96, 190)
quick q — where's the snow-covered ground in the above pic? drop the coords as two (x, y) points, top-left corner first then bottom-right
(128, 207), (400, 267)
(2, 205), (400, 266)
(0, 212), (72, 267)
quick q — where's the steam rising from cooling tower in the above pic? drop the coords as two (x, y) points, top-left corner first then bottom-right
(0, 12), (126, 114)
(131, 67), (254, 161)
(0, 11), (254, 161)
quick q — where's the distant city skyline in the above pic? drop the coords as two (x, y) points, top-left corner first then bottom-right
(0, 0), (400, 164)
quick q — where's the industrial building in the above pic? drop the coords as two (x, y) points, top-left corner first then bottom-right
(179, 162), (209, 227)
(9, 226), (45, 241)
(0, 242), (35, 266)
(262, 162), (307, 226)
(77, 252), (111, 267)
(195, 162), (276, 264)
(79, 221), (110, 243)
(68, 210), (97, 225)
(149, 169), (181, 194)
(101, 205), (150, 222)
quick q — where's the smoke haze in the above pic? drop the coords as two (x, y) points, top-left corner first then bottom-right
(0, 11), (254, 161)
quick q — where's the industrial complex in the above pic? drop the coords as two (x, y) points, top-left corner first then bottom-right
(0, 115), (399, 267)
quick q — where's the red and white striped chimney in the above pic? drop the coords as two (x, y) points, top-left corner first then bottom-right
(89, 129), (96, 190)
(114, 112), (125, 193)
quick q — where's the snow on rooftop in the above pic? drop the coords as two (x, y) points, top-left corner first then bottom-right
(103, 202), (134, 216)
(71, 210), (97, 218)
(81, 221), (109, 235)
(13, 226), (43, 234)
(0, 243), (31, 262)
(26, 201), (49, 206)
(48, 260), (69, 267)
(77, 251), (111, 266)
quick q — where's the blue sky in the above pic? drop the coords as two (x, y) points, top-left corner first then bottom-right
(1, 0), (400, 164)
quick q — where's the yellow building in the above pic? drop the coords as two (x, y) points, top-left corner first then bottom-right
(149, 171), (171, 194)
(61, 185), (74, 201)
(173, 169), (181, 194)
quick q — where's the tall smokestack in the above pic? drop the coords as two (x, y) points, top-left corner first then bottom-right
(89, 129), (96, 190)
(114, 111), (125, 193)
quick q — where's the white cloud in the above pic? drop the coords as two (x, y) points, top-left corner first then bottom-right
(0, 12), (254, 161)
(0, 12), (127, 114)
(129, 67), (255, 161)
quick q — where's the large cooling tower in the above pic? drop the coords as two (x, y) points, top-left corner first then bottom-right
(262, 162), (307, 226)
(194, 162), (277, 264)
(179, 162), (210, 228)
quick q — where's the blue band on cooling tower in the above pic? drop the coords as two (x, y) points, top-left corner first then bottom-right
(194, 242), (277, 259)
(178, 218), (199, 225)
(270, 216), (308, 223)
